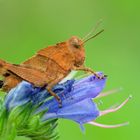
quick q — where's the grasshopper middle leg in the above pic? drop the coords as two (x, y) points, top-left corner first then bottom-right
(46, 77), (64, 107)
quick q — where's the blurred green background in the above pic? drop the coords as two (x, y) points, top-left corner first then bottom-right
(0, 0), (139, 140)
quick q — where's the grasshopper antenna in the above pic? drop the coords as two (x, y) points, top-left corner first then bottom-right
(83, 29), (104, 44)
(82, 19), (103, 41)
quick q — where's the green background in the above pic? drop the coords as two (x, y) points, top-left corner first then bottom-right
(0, 0), (139, 140)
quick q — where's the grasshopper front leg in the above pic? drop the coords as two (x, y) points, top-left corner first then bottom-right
(73, 66), (104, 79)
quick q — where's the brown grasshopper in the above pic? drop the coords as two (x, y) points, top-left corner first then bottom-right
(0, 29), (104, 107)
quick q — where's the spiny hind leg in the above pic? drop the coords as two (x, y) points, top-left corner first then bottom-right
(2, 75), (22, 92)
(46, 77), (64, 107)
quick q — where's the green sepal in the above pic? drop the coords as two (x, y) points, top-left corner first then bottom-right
(0, 121), (17, 140)
(0, 100), (58, 140)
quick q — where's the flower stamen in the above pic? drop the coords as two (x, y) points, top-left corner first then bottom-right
(100, 95), (132, 116)
(87, 121), (129, 128)
(96, 88), (122, 99)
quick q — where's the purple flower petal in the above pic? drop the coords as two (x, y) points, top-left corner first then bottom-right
(41, 98), (99, 124)
(4, 81), (34, 110)
(4, 80), (75, 110)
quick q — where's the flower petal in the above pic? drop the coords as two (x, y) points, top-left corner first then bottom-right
(4, 80), (75, 110)
(41, 99), (99, 124)
(4, 81), (34, 110)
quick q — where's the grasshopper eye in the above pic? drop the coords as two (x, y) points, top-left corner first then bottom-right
(69, 37), (81, 48)
(73, 44), (80, 48)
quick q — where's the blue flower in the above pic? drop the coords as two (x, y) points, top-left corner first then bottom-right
(4, 72), (130, 132)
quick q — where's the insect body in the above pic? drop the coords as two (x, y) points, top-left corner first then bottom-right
(0, 30), (104, 107)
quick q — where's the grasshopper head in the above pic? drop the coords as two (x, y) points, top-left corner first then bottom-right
(67, 30), (104, 67)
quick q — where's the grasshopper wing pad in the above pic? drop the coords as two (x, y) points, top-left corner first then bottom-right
(6, 64), (47, 86)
